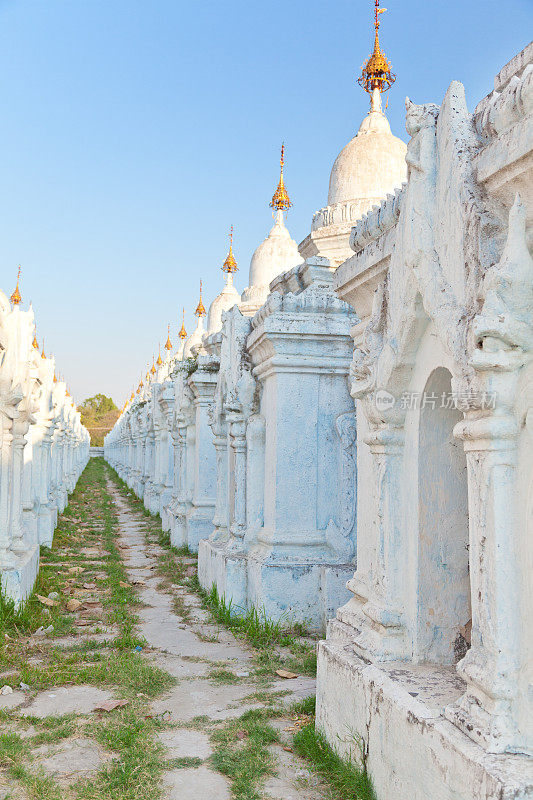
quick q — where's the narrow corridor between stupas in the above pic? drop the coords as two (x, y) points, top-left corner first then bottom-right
(0, 457), (346, 800)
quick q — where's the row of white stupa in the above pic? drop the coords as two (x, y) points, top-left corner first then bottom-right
(0, 275), (90, 603)
(106, 28), (533, 800)
(105, 83), (406, 628)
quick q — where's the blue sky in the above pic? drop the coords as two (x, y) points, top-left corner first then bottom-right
(0, 0), (530, 405)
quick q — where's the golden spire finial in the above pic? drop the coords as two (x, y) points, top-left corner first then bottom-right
(150, 357), (156, 375)
(195, 280), (206, 318)
(222, 226), (238, 273)
(165, 324), (172, 351)
(179, 308), (187, 340)
(156, 342), (163, 365)
(358, 0), (395, 96)
(270, 143), (292, 211)
(10, 265), (22, 306)
(41, 338), (46, 359)
(32, 326), (39, 350)
(53, 372), (57, 383)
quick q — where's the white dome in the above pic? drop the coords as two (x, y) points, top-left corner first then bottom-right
(207, 274), (240, 335)
(242, 210), (303, 305)
(184, 317), (205, 358)
(327, 90), (407, 207)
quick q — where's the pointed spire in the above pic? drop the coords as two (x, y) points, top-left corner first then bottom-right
(165, 324), (172, 351)
(10, 265), (22, 306)
(270, 144), (292, 211)
(150, 357), (156, 375)
(32, 326), (39, 350)
(156, 343), (163, 366)
(41, 338), (46, 359)
(358, 0), (395, 97)
(179, 308), (187, 340)
(222, 226), (238, 273)
(195, 280), (206, 318)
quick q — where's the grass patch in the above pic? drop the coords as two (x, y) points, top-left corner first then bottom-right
(292, 694), (316, 716)
(78, 707), (166, 800)
(0, 459), (177, 800)
(210, 708), (280, 800)
(207, 668), (241, 684)
(292, 723), (376, 800)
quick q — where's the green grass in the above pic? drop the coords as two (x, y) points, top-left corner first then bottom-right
(0, 459), (177, 800)
(292, 695), (316, 716)
(207, 668), (241, 684)
(77, 708), (167, 800)
(210, 708), (280, 800)
(292, 723), (376, 800)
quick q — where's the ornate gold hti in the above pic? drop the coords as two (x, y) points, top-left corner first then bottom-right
(358, 0), (396, 95)
(195, 281), (206, 318)
(270, 144), (291, 211)
(10, 265), (22, 306)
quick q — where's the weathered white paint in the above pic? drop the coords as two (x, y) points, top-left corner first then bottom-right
(0, 291), (89, 604)
(317, 43), (533, 799)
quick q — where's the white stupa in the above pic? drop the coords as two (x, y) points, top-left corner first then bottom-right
(206, 228), (241, 335)
(299, 11), (407, 266)
(240, 146), (303, 314)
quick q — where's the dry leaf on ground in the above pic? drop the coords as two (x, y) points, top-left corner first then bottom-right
(93, 699), (129, 713)
(36, 595), (55, 608)
(275, 669), (299, 679)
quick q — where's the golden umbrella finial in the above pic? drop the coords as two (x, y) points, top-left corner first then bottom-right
(179, 308), (187, 340)
(195, 280), (206, 318)
(10, 265), (22, 306)
(165, 324), (172, 351)
(222, 226), (238, 273)
(358, 0), (395, 96)
(270, 143), (292, 211)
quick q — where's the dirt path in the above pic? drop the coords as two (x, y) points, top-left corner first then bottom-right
(0, 460), (333, 800)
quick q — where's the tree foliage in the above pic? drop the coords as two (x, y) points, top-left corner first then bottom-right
(79, 394), (118, 418)
(80, 394), (119, 446)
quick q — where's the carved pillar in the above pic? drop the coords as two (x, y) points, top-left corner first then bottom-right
(211, 424), (229, 540)
(10, 417), (30, 552)
(0, 414), (16, 564)
(447, 388), (529, 753)
(341, 421), (409, 661)
(228, 414), (247, 542)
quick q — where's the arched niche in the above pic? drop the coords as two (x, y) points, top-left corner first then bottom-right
(417, 366), (470, 665)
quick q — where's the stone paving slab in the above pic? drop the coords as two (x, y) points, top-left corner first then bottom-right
(0, 691), (25, 710)
(150, 679), (261, 722)
(19, 686), (114, 718)
(34, 737), (111, 782)
(151, 652), (211, 678)
(270, 676), (317, 704)
(156, 729), (212, 760)
(161, 766), (231, 799)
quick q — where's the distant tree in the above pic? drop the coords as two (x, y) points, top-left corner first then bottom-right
(79, 394), (119, 446)
(80, 394), (118, 419)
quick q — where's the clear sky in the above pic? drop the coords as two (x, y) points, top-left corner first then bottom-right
(0, 0), (530, 406)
